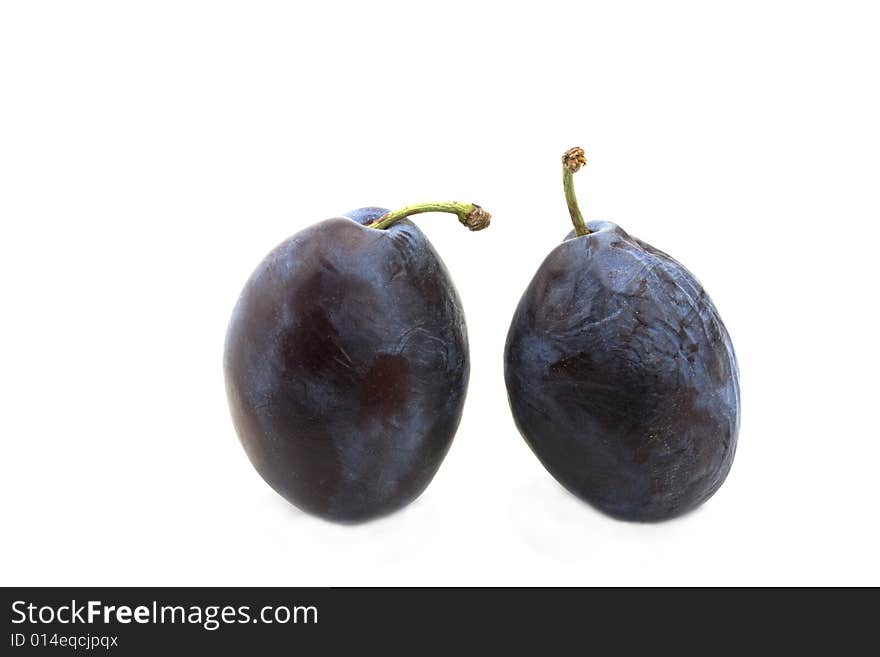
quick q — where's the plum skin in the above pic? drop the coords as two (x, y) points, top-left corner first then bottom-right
(224, 208), (468, 522)
(504, 221), (740, 521)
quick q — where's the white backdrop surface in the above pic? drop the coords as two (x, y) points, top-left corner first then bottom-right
(1, 1), (878, 586)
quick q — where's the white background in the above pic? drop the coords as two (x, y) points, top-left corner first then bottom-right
(2, 1), (878, 586)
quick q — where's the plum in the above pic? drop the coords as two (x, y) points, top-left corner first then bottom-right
(504, 148), (739, 521)
(225, 202), (490, 522)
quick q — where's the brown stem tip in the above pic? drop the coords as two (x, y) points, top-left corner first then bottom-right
(460, 204), (491, 231)
(562, 147), (587, 173)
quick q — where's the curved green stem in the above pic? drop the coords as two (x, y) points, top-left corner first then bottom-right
(368, 201), (490, 232)
(562, 147), (590, 236)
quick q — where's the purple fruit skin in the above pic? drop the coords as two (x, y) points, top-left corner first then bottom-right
(504, 221), (740, 521)
(224, 208), (468, 522)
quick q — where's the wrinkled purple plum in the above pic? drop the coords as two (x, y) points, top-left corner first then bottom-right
(505, 152), (740, 521)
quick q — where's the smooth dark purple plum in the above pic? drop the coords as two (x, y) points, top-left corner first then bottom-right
(224, 204), (488, 522)
(504, 150), (740, 521)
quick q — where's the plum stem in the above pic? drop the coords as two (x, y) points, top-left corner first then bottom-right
(562, 147), (590, 236)
(367, 202), (491, 232)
